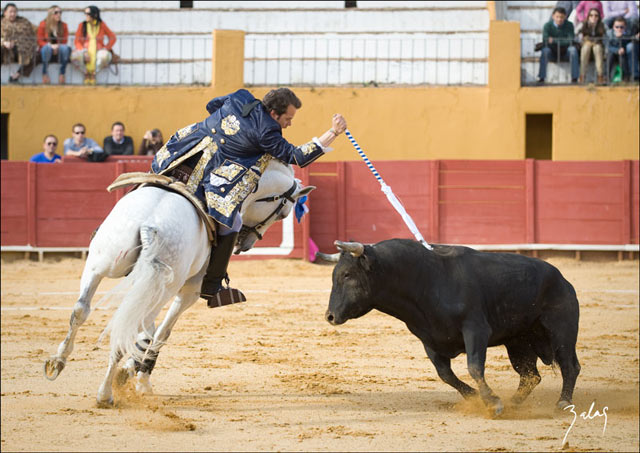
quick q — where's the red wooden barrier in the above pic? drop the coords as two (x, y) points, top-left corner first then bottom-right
(0, 157), (305, 259)
(308, 160), (639, 253)
(2, 159), (638, 256)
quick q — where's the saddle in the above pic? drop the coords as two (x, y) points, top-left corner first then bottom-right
(106, 172), (217, 244)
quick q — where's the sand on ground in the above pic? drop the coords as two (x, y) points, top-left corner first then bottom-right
(1, 255), (638, 452)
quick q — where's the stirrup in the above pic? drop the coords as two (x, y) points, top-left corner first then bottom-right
(205, 287), (247, 308)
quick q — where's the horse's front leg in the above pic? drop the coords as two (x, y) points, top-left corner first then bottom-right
(44, 269), (103, 380)
(133, 278), (202, 396)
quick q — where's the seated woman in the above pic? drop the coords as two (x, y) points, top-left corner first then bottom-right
(70, 5), (116, 85)
(37, 5), (71, 85)
(579, 7), (606, 84)
(1, 3), (38, 83)
(138, 129), (164, 156)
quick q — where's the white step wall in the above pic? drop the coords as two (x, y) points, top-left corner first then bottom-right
(1, 0), (489, 86)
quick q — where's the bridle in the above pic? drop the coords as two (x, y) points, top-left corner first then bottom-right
(240, 180), (298, 241)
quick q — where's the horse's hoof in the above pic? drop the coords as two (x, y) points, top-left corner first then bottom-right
(135, 377), (153, 395)
(96, 396), (114, 408)
(43, 357), (65, 381)
(115, 367), (133, 387)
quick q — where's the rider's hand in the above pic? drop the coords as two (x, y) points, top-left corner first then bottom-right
(331, 114), (347, 135)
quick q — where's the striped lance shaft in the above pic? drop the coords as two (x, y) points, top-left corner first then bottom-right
(345, 130), (384, 184)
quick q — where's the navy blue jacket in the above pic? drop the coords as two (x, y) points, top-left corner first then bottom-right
(151, 89), (324, 228)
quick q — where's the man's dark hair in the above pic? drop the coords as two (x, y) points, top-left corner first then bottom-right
(72, 123), (85, 132)
(613, 16), (627, 26)
(111, 121), (125, 130)
(552, 7), (567, 16)
(263, 88), (301, 116)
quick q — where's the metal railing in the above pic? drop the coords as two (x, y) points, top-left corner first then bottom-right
(244, 35), (489, 86)
(1, 35), (212, 86)
(521, 37), (640, 86)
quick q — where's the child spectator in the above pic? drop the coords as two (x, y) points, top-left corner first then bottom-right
(30, 135), (62, 163)
(63, 123), (104, 159)
(1, 3), (38, 83)
(602, 1), (638, 34)
(37, 5), (71, 85)
(579, 8), (606, 84)
(538, 7), (580, 84)
(138, 129), (164, 156)
(103, 121), (134, 155)
(70, 5), (116, 85)
(605, 17), (639, 82)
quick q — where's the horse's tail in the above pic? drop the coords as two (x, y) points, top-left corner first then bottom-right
(101, 225), (174, 362)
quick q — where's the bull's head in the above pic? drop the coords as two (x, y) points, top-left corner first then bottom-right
(325, 240), (375, 326)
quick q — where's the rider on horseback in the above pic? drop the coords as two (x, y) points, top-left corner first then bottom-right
(151, 88), (347, 307)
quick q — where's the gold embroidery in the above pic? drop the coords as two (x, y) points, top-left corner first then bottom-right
(220, 115), (240, 135)
(299, 141), (317, 156)
(206, 171), (261, 217)
(186, 138), (218, 194)
(177, 123), (197, 140)
(155, 144), (171, 166)
(213, 160), (246, 182)
(253, 154), (272, 173)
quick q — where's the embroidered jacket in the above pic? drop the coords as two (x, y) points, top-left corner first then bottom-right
(151, 89), (324, 228)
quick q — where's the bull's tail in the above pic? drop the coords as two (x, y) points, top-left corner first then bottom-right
(100, 225), (174, 362)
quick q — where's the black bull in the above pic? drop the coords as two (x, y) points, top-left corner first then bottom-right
(324, 239), (580, 416)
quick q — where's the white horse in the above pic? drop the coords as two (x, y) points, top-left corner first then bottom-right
(43, 159), (314, 406)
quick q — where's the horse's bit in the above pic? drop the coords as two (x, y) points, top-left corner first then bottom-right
(240, 180), (298, 241)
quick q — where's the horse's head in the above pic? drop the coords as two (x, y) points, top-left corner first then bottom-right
(236, 159), (315, 254)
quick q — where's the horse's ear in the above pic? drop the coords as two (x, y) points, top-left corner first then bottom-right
(295, 185), (316, 198)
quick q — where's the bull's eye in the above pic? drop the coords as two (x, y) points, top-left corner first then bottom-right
(343, 272), (350, 280)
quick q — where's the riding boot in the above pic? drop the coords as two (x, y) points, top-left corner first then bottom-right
(200, 232), (247, 307)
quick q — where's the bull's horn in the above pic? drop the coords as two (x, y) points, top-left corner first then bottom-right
(334, 240), (364, 257)
(315, 251), (340, 263)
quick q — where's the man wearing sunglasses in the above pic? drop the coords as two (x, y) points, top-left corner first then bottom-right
(605, 16), (640, 82)
(63, 123), (104, 159)
(30, 135), (62, 163)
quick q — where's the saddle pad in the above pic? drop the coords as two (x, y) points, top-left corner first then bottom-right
(107, 172), (217, 244)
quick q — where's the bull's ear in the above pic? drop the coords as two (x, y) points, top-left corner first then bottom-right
(334, 240), (364, 257)
(360, 247), (374, 271)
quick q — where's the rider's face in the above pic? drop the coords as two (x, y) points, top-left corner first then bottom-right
(270, 104), (297, 129)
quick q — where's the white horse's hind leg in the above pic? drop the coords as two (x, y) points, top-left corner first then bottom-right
(133, 278), (202, 396)
(44, 270), (103, 380)
(97, 349), (124, 407)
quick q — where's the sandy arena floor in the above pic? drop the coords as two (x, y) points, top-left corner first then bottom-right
(1, 255), (638, 452)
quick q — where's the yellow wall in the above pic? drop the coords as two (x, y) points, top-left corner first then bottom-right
(2, 22), (638, 162)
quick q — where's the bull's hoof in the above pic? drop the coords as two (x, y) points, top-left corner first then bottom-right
(511, 393), (527, 406)
(556, 400), (572, 411)
(488, 400), (504, 418)
(43, 357), (65, 381)
(96, 396), (114, 408)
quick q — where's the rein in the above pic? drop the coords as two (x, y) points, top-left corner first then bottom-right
(242, 180), (297, 241)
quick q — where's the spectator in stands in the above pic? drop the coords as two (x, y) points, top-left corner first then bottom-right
(1, 3), (38, 83)
(579, 8), (606, 84)
(37, 5), (71, 85)
(103, 121), (134, 155)
(71, 5), (116, 85)
(63, 123), (104, 159)
(30, 135), (62, 163)
(574, 1), (603, 33)
(602, 1), (638, 34)
(138, 129), (164, 156)
(538, 7), (580, 84)
(554, 1), (580, 19)
(605, 17), (639, 82)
